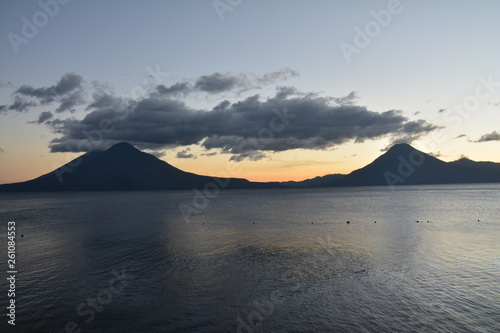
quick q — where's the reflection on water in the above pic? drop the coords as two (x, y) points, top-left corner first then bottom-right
(0, 184), (499, 332)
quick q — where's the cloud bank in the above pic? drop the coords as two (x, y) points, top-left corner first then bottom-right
(5, 73), (86, 113)
(475, 131), (500, 142)
(3, 70), (440, 161)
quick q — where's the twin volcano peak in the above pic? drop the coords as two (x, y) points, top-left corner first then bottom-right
(106, 142), (419, 160)
(1, 142), (499, 191)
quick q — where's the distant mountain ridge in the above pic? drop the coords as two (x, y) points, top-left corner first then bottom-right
(0, 142), (278, 191)
(288, 143), (500, 187)
(1, 142), (499, 191)
(281, 174), (345, 187)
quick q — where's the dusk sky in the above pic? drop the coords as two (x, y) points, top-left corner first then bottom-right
(1, 0), (500, 184)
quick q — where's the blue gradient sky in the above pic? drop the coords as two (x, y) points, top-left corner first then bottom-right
(1, 0), (500, 183)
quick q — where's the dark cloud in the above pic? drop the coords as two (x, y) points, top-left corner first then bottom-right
(454, 134), (466, 139)
(191, 68), (298, 94)
(156, 69), (300, 97)
(474, 131), (500, 142)
(438, 108), (446, 113)
(5, 71), (440, 161)
(9, 73), (85, 112)
(413, 111), (421, 115)
(257, 68), (299, 85)
(54, 73), (84, 95)
(0, 147), (4, 153)
(86, 81), (116, 110)
(15, 73), (83, 103)
(230, 151), (267, 162)
(176, 148), (196, 159)
(194, 73), (249, 93)
(276, 86), (297, 98)
(56, 91), (85, 113)
(212, 100), (231, 111)
(5, 69), (296, 115)
(87, 93), (119, 110)
(45, 118), (65, 133)
(8, 97), (36, 112)
(16, 85), (56, 103)
(334, 91), (358, 105)
(155, 69), (298, 97)
(401, 119), (437, 134)
(157, 82), (191, 96)
(34, 111), (53, 124)
(372, 118), (440, 152)
(47, 87), (440, 161)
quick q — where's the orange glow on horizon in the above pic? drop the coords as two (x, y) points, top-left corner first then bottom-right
(2, 140), (500, 185)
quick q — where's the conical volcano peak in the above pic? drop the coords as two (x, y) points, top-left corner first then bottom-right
(106, 142), (141, 154)
(1, 141), (499, 191)
(379, 143), (428, 160)
(386, 143), (416, 153)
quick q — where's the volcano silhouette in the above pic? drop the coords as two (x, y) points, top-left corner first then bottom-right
(1, 142), (499, 191)
(0, 142), (276, 191)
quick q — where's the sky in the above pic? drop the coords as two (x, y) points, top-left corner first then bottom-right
(1, 0), (500, 184)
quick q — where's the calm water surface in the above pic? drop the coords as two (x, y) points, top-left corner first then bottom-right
(0, 184), (499, 332)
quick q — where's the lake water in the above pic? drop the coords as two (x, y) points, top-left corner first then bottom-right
(0, 184), (499, 332)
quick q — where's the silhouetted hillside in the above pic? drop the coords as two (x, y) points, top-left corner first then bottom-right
(326, 143), (500, 187)
(281, 174), (346, 187)
(0, 142), (279, 191)
(1, 142), (499, 191)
